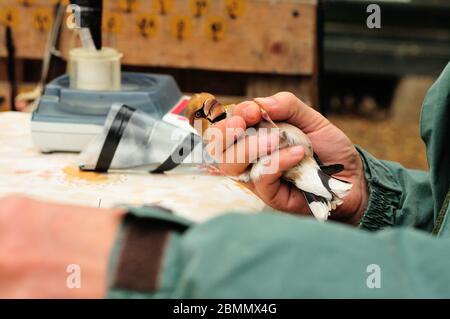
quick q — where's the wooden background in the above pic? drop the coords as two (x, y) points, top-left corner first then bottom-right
(0, 0), (319, 109)
(0, 0), (317, 74)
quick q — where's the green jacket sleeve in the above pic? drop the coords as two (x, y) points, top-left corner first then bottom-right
(106, 63), (450, 298)
(108, 209), (450, 298)
(357, 147), (434, 232)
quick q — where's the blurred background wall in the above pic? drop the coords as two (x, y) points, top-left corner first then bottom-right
(322, 0), (450, 170)
(0, 0), (449, 169)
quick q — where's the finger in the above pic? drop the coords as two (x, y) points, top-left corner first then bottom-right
(218, 129), (280, 176)
(254, 92), (330, 133)
(253, 146), (310, 214)
(204, 116), (246, 160)
(232, 101), (263, 127)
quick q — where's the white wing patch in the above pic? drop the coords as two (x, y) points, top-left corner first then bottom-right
(308, 201), (331, 221)
(249, 155), (271, 181)
(329, 178), (352, 198)
(292, 157), (333, 200)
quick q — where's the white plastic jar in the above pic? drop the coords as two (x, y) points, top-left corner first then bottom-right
(69, 47), (123, 91)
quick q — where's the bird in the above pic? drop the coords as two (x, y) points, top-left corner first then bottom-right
(185, 93), (352, 221)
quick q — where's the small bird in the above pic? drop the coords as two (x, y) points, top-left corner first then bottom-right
(186, 93), (352, 221)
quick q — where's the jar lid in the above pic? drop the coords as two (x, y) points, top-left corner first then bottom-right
(69, 47), (123, 60)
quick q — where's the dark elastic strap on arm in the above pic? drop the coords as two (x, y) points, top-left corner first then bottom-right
(109, 212), (187, 294)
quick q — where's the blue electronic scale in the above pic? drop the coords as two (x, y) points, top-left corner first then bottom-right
(31, 72), (183, 153)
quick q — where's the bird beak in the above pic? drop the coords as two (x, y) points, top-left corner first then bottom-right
(204, 99), (226, 123)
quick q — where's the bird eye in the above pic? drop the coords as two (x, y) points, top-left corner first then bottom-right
(195, 111), (202, 118)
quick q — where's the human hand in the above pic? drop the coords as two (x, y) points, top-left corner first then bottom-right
(207, 92), (368, 225)
(0, 196), (124, 298)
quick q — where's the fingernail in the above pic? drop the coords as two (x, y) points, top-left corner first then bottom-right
(290, 146), (304, 157)
(254, 97), (277, 107)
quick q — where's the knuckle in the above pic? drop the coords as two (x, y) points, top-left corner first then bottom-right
(228, 116), (246, 129)
(276, 91), (298, 103)
(234, 101), (252, 113)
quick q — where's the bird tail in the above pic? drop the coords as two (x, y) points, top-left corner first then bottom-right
(303, 171), (352, 221)
(303, 191), (331, 221)
(283, 157), (352, 221)
(318, 171), (353, 199)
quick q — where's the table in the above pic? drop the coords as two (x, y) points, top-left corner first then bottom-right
(0, 112), (265, 222)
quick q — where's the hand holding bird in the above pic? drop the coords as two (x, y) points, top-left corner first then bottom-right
(186, 92), (368, 224)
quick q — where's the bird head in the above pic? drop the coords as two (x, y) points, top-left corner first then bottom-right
(186, 93), (227, 135)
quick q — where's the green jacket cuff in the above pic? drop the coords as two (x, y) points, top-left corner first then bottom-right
(356, 146), (402, 231)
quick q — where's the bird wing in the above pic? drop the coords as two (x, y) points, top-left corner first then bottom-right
(302, 191), (331, 221)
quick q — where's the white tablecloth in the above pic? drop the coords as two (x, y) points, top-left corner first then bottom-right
(0, 112), (265, 222)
